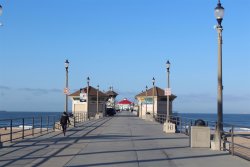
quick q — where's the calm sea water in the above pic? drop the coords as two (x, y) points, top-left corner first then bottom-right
(178, 113), (250, 132)
(0, 111), (62, 120)
(179, 113), (250, 127)
(0, 111), (249, 131)
(0, 111), (62, 128)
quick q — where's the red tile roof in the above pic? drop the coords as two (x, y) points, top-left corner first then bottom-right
(69, 86), (107, 97)
(118, 98), (132, 105)
(105, 90), (118, 96)
(135, 86), (177, 100)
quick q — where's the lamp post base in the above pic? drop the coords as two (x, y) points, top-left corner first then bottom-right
(145, 114), (154, 121)
(163, 122), (176, 133)
(95, 113), (103, 119)
(211, 130), (221, 150)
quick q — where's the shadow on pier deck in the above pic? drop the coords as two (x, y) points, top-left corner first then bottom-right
(0, 111), (249, 167)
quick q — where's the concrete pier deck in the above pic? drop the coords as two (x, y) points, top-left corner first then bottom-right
(0, 111), (249, 167)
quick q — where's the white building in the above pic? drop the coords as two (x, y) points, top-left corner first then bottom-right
(69, 86), (108, 118)
(135, 86), (177, 118)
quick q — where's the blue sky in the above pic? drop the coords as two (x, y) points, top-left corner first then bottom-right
(0, 0), (249, 113)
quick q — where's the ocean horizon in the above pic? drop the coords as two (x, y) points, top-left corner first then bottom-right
(1, 111), (250, 131)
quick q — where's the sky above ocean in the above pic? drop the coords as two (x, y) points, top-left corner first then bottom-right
(0, 0), (249, 113)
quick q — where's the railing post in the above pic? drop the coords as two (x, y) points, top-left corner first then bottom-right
(40, 116), (42, 134)
(22, 118), (25, 139)
(32, 117), (34, 136)
(47, 116), (49, 132)
(0, 134), (2, 147)
(189, 121), (191, 147)
(53, 116), (55, 131)
(74, 115), (76, 127)
(175, 116), (178, 132)
(184, 119), (187, 134)
(186, 119), (188, 135)
(231, 125), (234, 156)
(219, 122), (222, 151)
(10, 119), (13, 142)
(180, 117), (182, 133)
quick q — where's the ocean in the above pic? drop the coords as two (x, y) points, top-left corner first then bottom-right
(0, 111), (62, 128)
(0, 111), (62, 120)
(0, 111), (250, 131)
(179, 113), (250, 127)
(178, 113), (250, 132)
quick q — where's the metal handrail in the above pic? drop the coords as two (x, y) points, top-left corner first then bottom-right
(150, 113), (250, 160)
(0, 115), (59, 143)
(0, 113), (88, 144)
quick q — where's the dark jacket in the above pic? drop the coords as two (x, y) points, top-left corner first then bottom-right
(60, 112), (70, 125)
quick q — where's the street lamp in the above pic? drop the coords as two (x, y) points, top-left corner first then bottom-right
(87, 77), (90, 118)
(152, 77), (155, 118)
(214, 0), (224, 145)
(145, 86), (148, 114)
(97, 85), (99, 115)
(87, 76), (90, 100)
(0, 5), (2, 16)
(0, 4), (3, 26)
(87, 77), (90, 87)
(64, 59), (69, 113)
(140, 90), (143, 118)
(166, 60), (170, 121)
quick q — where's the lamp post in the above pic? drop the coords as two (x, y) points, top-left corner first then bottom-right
(87, 77), (90, 118)
(166, 60), (170, 121)
(0, 4), (3, 26)
(152, 77), (155, 118)
(0, 5), (2, 17)
(64, 59), (69, 113)
(97, 85), (99, 115)
(140, 90), (143, 118)
(145, 86), (148, 114)
(214, 0), (224, 144)
(0, 5), (2, 15)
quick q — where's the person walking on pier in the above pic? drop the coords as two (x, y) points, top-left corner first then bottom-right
(60, 111), (71, 136)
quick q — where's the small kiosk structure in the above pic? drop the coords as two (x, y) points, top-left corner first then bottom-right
(69, 86), (108, 118)
(135, 86), (177, 119)
(105, 86), (118, 110)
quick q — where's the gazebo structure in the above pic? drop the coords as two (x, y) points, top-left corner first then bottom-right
(117, 98), (133, 111)
(135, 86), (177, 119)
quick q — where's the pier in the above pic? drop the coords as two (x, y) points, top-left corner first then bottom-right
(0, 111), (249, 167)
